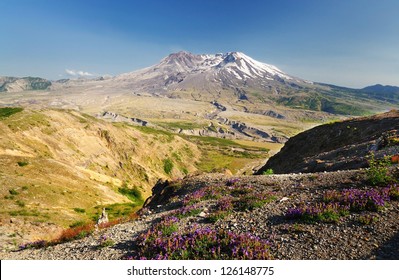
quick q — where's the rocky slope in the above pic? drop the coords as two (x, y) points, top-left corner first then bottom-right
(257, 110), (399, 174)
(1, 169), (398, 260)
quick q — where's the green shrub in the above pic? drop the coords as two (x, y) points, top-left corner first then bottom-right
(9, 189), (19, 195)
(262, 169), (274, 175)
(17, 161), (29, 167)
(9, 209), (39, 217)
(73, 208), (86, 213)
(118, 186), (143, 204)
(98, 235), (115, 248)
(158, 217), (179, 236)
(163, 158), (174, 175)
(358, 214), (379, 225)
(16, 200), (25, 207)
(0, 107), (23, 119)
(207, 211), (229, 223)
(367, 154), (394, 186)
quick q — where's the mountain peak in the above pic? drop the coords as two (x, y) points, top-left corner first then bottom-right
(159, 51), (205, 71)
(163, 51), (293, 80)
(214, 51), (292, 81)
(222, 52), (243, 63)
(116, 50), (298, 96)
(165, 50), (194, 59)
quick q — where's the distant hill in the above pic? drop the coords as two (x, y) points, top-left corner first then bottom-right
(0, 76), (52, 92)
(360, 84), (399, 102)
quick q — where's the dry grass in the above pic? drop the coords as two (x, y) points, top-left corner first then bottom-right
(0, 108), (201, 248)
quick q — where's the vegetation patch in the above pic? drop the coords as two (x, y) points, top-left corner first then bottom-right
(173, 205), (202, 218)
(69, 220), (86, 228)
(56, 223), (95, 243)
(93, 203), (140, 221)
(4, 111), (50, 132)
(131, 220), (271, 260)
(73, 208), (86, 213)
(19, 211), (140, 250)
(17, 161), (29, 167)
(323, 188), (392, 212)
(183, 135), (269, 174)
(118, 186), (144, 205)
(286, 203), (348, 223)
(133, 125), (175, 142)
(163, 158), (174, 175)
(182, 179), (276, 213)
(98, 235), (115, 248)
(9, 189), (19, 195)
(16, 200), (25, 207)
(156, 121), (205, 130)
(366, 154), (395, 186)
(262, 169), (274, 175)
(234, 193), (276, 211)
(358, 214), (379, 225)
(126, 178), (277, 259)
(208, 198), (234, 222)
(286, 184), (399, 223)
(0, 107), (23, 119)
(185, 135), (241, 147)
(9, 209), (40, 217)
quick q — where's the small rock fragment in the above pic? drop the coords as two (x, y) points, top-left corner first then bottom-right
(279, 197), (289, 202)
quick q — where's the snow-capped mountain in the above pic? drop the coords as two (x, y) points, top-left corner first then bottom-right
(213, 51), (292, 80)
(109, 51), (399, 114)
(113, 51), (310, 100)
(118, 51), (293, 80)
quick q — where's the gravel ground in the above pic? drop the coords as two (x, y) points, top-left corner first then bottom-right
(1, 169), (398, 260)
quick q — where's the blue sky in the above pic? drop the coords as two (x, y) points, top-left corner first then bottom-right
(1, 0), (398, 88)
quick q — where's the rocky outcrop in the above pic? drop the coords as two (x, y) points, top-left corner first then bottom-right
(257, 110), (399, 174)
(210, 101), (226, 111)
(100, 111), (150, 126)
(101, 109), (287, 143)
(97, 208), (109, 225)
(261, 110), (285, 119)
(176, 121), (287, 143)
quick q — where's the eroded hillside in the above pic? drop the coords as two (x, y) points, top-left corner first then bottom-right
(0, 108), (201, 248)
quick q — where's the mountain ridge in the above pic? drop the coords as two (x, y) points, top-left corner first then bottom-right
(80, 51), (399, 115)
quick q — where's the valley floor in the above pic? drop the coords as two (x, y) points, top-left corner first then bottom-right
(1, 168), (398, 260)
